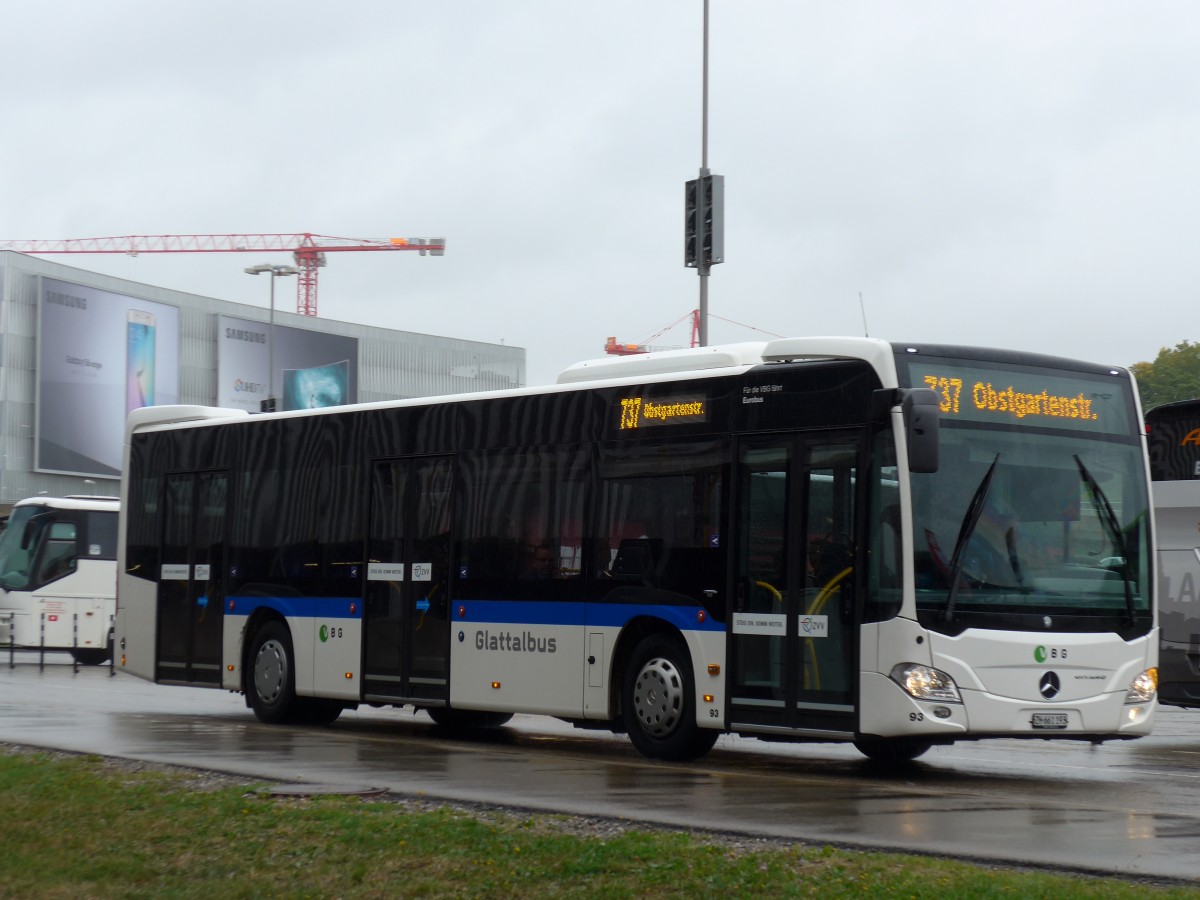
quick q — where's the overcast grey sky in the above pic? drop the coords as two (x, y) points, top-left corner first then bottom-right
(4, 2), (1198, 387)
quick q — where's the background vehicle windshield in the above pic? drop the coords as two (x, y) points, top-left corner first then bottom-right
(0, 507), (42, 589)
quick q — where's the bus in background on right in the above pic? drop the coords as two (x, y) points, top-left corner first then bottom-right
(1146, 399), (1200, 707)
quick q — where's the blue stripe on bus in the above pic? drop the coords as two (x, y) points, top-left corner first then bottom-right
(226, 596), (363, 620)
(225, 596), (723, 632)
(453, 600), (724, 633)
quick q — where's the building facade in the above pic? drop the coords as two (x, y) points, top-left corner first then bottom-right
(0, 251), (524, 510)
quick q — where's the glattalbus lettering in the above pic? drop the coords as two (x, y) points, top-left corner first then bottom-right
(971, 382), (1097, 422)
(475, 629), (557, 654)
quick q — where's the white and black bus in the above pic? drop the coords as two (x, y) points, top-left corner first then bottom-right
(115, 337), (1158, 761)
(0, 495), (119, 664)
(1145, 398), (1200, 707)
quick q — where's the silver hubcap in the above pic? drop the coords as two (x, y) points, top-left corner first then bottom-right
(633, 656), (683, 738)
(254, 638), (287, 704)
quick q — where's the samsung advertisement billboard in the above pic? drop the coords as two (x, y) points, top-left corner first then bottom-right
(218, 315), (358, 413)
(36, 278), (181, 478)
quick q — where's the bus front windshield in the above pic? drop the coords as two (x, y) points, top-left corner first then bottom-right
(0, 506), (44, 590)
(903, 361), (1152, 636)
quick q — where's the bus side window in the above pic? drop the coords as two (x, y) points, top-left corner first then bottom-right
(595, 439), (727, 613)
(610, 538), (662, 580)
(36, 522), (78, 586)
(457, 446), (589, 602)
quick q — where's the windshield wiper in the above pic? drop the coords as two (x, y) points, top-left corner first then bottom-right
(1073, 455), (1138, 625)
(943, 453), (1000, 624)
(1004, 526), (1027, 590)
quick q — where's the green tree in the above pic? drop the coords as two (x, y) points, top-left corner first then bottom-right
(1130, 340), (1200, 411)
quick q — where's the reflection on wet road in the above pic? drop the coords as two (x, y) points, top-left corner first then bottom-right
(3, 657), (1200, 880)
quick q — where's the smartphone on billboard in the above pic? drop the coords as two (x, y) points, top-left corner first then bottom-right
(126, 309), (156, 413)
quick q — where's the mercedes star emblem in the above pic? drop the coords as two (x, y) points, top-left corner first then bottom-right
(1039, 671), (1061, 700)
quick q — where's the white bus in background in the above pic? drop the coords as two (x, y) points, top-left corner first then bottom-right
(0, 495), (119, 665)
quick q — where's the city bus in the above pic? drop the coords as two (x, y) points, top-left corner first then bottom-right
(0, 495), (119, 665)
(1145, 399), (1200, 707)
(114, 337), (1158, 762)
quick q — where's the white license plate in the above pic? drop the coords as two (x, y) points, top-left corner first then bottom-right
(1031, 712), (1069, 730)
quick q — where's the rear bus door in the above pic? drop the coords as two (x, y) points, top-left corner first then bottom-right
(156, 470), (228, 685)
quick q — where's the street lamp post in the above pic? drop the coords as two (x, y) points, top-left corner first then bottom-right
(244, 263), (300, 412)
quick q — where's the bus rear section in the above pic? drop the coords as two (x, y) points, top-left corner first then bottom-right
(0, 496), (120, 665)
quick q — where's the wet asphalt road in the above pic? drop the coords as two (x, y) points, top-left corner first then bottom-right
(2, 655), (1199, 881)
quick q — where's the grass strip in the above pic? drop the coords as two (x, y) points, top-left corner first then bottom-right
(0, 748), (1193, 898)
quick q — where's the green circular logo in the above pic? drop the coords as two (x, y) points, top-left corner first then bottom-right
(1034, 645), (1047, 663)
(319, 625), (329, 643)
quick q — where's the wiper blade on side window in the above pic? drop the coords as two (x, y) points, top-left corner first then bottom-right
(943, 453), (1001, 624)
(1073, 454), (1137, 625)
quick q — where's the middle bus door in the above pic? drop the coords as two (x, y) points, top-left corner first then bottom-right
(362, 456), (453, 706)
(729, 434), (859, 735)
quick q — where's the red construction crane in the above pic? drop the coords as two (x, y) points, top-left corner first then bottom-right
(605, 309), (701, 356)
(0, 232), (445, 316)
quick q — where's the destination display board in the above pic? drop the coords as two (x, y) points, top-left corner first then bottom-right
(901, 357), (1135, 436)
(616, 394), (708, 431)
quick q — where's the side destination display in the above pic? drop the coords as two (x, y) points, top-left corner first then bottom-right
(618, 394), (707, 430)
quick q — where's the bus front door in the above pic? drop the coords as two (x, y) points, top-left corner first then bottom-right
(157, 470), (227, 686)
(362, 456), (452, 705)
(729, 435), (859, 736)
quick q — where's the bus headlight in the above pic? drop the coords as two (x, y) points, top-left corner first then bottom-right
(890, 663), (962, 703)
(1125, 667), (1158, 704)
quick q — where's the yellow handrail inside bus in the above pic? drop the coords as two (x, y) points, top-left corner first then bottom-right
(803, 566), (853, 690)
(754, 580), (782, 606)
(809, 567), (853, 616)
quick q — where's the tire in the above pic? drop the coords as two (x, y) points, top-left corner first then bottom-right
(71, 646), (111, 667)
(293, 698), (345, 727)
(853, 737), (932, 763)
(622, 634), (718, 761)
(427, 708), (514, 731)
(248, 621), (298, 724)
(72, 631), (114, 667)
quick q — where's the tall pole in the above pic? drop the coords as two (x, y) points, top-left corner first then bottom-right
(268, 274), (276, 406)
(245, 263), (298, 412)
(698, 0), (710, 347)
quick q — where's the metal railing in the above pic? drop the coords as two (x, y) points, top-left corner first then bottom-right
(2, 611), (115, 674)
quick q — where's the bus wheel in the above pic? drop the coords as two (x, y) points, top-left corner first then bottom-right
(294, 698), (344, 727)
(248, 621), (297, 724)
(427, 708), (514, 731)
(71, 647), (111, 666)
(853, 737), (932, 763)
(622, 634), (717, 761)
